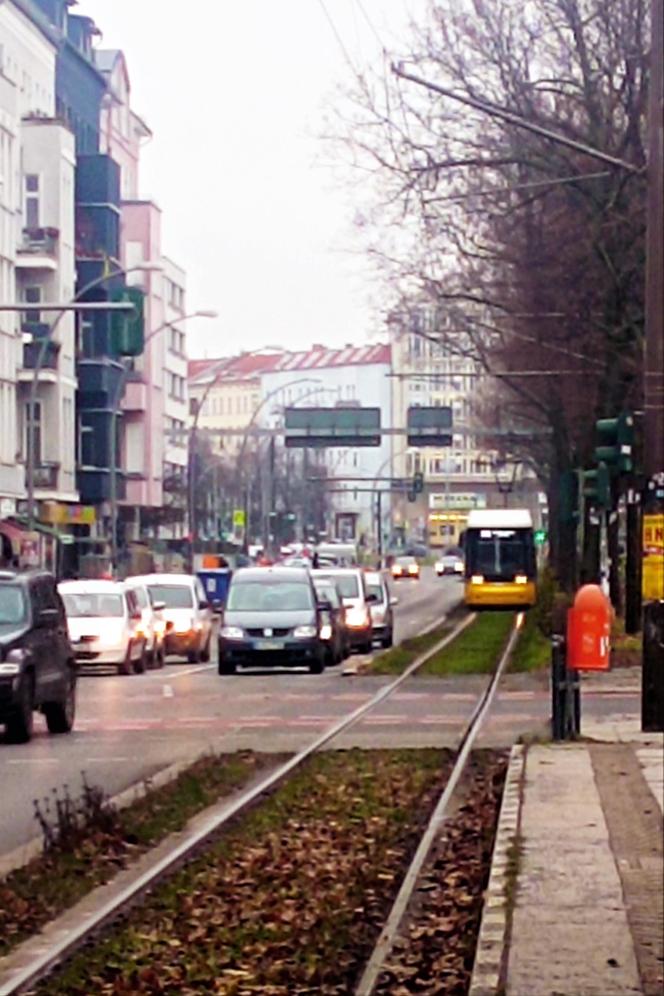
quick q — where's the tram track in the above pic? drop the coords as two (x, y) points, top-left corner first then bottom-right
(0, 608), (522, 996)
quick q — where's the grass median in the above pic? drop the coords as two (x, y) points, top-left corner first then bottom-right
(369, 611), (515, 677)
(0, 750), (279, 958)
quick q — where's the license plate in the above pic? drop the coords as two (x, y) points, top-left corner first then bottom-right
(255, 639), (284, 651)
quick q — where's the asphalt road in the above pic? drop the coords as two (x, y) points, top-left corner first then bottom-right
(0, 570), (640, 858)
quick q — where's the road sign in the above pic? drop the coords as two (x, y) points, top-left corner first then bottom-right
(284, 407), (381, 447)
(642, 513), (664, 601)
(429, 492), (487, 510)
(232, 508), (246, 529)
(407, 406), (453, 447)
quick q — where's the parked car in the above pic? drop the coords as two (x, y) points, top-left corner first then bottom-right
(391, 555), (420, 581)
(131, 574), (213, 663)
(59, 579), (148, 675)
(218, 567), (325, 674)
(312, 576), (349, 664)
(124, 578), (167, 668)
(311, 567), (373, 653)
(0, 570), (77, 743)
(435, 547), (465, 577)
(364, 570), (397, 648)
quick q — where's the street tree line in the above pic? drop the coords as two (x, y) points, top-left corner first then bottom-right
(328, 0), (649, 587)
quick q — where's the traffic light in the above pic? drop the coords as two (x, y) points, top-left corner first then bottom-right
(413, 471), (424, 494)
(110, 286), (145, 357)
(594, 412), (634, 474)
(582, 463), (611, 508)
(407, 489), (417, 503)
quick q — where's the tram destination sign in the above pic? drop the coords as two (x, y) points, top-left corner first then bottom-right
(284, 406), (382, 448)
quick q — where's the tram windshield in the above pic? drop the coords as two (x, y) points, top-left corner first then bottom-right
(465, 527), (535, 580)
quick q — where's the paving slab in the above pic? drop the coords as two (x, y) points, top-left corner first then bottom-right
(506, 744), (644, 996)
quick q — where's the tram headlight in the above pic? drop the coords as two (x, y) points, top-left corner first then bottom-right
(471, 575), (484, 584)
(514, 575), (528, 584)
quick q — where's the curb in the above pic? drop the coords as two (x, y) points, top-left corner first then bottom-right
(468, 743), (526, 996)
(0, 752), (209, 881)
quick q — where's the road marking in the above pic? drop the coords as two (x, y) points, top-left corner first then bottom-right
(147, 663), (215, 680)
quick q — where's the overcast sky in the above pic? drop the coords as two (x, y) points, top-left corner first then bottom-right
(80, 1), (421, 358)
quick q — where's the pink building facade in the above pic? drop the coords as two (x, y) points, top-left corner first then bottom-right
(97, 49), (184, 533)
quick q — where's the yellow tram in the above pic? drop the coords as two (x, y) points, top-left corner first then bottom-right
(463, 509), (537, 609)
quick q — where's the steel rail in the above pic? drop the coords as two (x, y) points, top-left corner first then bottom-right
(0, 608), (475, 996)
(355, 612), (524, 996)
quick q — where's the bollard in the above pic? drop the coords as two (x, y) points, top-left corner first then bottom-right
(551, 636), (566, 740)
(642, 600), (664, 732)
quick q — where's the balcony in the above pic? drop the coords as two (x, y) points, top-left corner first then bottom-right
(33, 462), (60, 490)
(21, 335), (60, 372)
(123, 376), (148, 412)
(16, 228), (59, 270)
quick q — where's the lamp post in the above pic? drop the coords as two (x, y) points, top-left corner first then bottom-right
(185, 346), (284, 568)
(108, 309), (218, 572)
(22, 261), (162, 531)
(234, 378), (323, 554)
(493, 458), (520, 508)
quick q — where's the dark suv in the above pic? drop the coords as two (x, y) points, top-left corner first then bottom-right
(0, 570), (77, 743)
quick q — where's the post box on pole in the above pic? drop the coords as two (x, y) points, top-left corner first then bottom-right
(567, 584), (612, 671)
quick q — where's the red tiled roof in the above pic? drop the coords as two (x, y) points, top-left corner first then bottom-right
(188, 343), (390, 384)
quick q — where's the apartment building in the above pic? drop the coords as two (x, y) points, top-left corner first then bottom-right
(161, 257), (189, 537)
(389, 309), (498, 547)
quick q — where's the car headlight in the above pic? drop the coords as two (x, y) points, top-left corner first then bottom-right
(319, 623), (332, 640)
(471, 575), (484, 584)
(346, 608), (369, 628)
(0, 662), (21, 676)
(221, 626), (244, 639)
(293, 625), (317, 639)
(514, 575), (528, 584)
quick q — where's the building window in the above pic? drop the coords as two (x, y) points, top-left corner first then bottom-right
(24, 174), (40, 228)
(22, 285), (42, 324)
(25, 401), (42, 464)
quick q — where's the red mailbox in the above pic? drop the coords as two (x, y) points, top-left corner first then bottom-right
(567, 584), (612, 671)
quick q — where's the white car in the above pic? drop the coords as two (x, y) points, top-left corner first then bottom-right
(124, 578), (168, 669)
(435, 548), (465, 577)
(58, 580), (148, 675)
(131, 574), (213, 663)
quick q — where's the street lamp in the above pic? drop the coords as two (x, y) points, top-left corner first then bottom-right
(24, 261), (163, 530)
(493, 458), (520, 507)
(186, 345), (285, 567)
(108, 308), (218, 571)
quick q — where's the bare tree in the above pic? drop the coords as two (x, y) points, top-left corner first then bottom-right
(326, 0), (648, 583)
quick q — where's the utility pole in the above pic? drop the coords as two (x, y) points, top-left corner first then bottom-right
(642, 0), (664, 732)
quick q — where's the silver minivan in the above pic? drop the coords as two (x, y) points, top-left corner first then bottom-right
(130, 574), (213, 663)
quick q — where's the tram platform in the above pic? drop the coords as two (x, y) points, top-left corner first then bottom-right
(470, 676), (663, 996)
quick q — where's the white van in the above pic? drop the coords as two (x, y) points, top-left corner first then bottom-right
(130, 574), (213, 662)
(58, 580), (147, 675)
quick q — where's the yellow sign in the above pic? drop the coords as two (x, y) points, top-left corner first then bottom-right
(642, 513), (664, 601)
(41, 503), (96, 527)
(232, 509), (246, 529)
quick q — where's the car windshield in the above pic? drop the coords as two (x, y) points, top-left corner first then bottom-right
(318, 575), (359, 598)
(0, 585), (27, 626)
(397, 557), (416, 566)
(227, 582), (314, 612)
(61, 592), (124, 618)
(313, 582), (339, 607)
(147, 585), (194, 609)
(365, 583), (384, 602)
(443, 547), (463, 558)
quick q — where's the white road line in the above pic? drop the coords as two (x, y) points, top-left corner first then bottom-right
(5, 757), (61, 765)
(146, 663), (215, 680)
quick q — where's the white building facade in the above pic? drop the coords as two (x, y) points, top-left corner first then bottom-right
(0, 1), (77, 523)
(259, 344), (393, 547)
(160, 256), (189, 538)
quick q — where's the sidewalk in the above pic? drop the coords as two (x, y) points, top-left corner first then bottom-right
(471, 676), (663, 996)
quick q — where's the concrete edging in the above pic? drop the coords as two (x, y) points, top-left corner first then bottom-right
(468, 742), (526, 996)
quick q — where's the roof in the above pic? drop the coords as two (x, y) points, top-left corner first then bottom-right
(466, 509), (533, 529)
(232, 567), (311, 582)
(127, 574), (195, 586)
(58, 580), (124, 592)
(188, 343), (391, 386)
